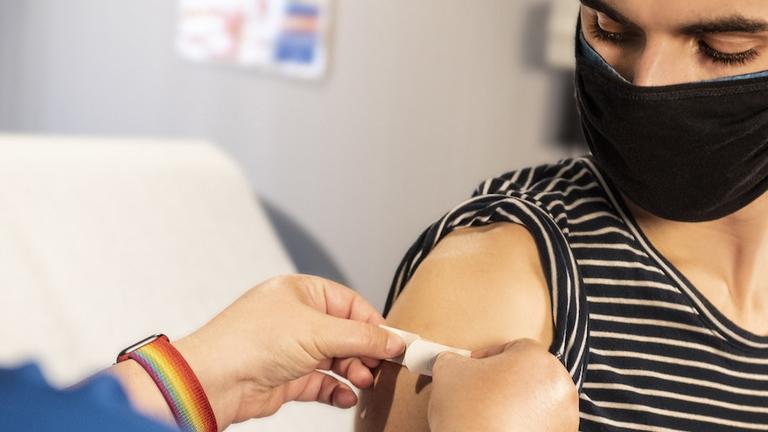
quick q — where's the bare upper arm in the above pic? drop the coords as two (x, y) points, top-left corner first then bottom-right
(356, 223), (554, 432)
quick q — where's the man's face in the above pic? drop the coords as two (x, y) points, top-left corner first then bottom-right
(579, 0), (768, 86)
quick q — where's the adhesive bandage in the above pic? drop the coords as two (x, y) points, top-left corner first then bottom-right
(379, 325), (471, 376)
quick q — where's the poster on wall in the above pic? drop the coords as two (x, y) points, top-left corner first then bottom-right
(176, 0), (332, 80)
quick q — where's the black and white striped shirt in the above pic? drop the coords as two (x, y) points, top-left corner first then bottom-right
(384, 156), (768, 431)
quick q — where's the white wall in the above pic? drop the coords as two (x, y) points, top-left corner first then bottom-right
(0, 0), (571, 309)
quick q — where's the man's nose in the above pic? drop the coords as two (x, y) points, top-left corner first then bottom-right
(629, 38), (696, 87)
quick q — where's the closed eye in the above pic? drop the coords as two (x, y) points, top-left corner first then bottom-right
(589, 14), (761, 67)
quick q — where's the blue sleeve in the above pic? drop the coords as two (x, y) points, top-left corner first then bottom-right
(0, 363), (176, 432)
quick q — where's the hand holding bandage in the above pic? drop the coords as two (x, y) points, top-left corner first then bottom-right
(112, 275), (406, 431)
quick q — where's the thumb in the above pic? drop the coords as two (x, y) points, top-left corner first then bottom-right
(314, 317), (406, 361)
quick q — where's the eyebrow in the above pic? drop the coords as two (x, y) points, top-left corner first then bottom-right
(680, 16), (768, 35)
(579, 0), (641, 32)
(579, 0), (768, 35)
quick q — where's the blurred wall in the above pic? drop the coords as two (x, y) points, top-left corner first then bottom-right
(0, 0), (570, 309)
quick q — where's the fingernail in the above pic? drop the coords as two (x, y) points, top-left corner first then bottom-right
(386, 335), (405, 356)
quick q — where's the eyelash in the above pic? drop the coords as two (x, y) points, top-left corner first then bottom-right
(697, 41), (759, 65)
(589, 17), (761, 66)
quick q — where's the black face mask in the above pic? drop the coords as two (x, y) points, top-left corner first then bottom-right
(574, 26), (768, 222)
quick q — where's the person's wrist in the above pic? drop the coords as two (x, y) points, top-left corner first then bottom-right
(172, 333), (241, 431)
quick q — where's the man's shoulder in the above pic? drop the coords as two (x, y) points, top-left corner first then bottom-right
(361, 225), (555, 432)
(387, 222), (553, 350)
(469, 156), (614, 234)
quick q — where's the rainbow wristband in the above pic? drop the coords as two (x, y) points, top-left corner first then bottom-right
(117, 334), (218, 432)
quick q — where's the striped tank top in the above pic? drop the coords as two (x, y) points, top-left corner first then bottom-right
(384, 156), (768, 431)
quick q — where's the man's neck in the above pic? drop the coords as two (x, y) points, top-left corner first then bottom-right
(626, 193), (768, 334)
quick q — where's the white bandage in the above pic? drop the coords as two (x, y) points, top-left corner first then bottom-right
(380, 325), (471, 376)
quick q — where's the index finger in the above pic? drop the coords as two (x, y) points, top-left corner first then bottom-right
(301, 275), (386, 325)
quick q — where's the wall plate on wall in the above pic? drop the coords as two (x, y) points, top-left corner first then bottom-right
(177, 0), (332, 80)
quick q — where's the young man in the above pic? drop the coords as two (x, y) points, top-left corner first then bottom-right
(359, 0), (768, 430)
